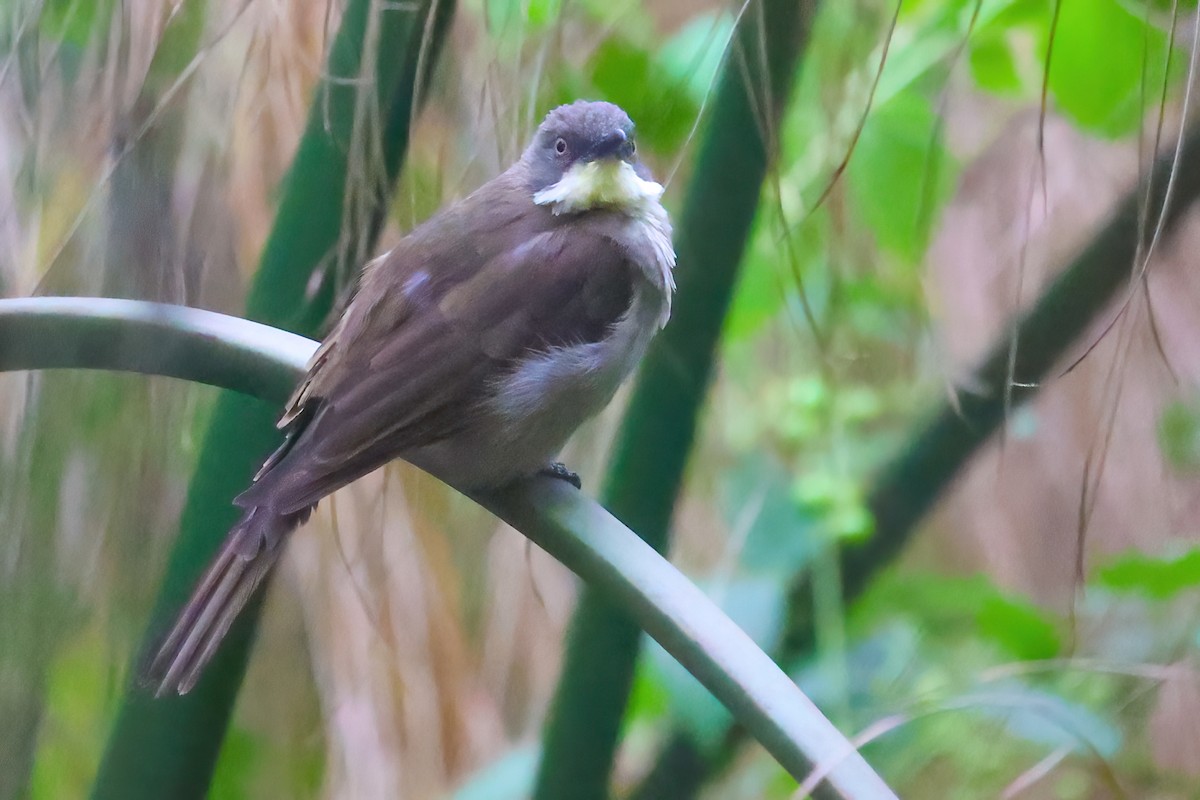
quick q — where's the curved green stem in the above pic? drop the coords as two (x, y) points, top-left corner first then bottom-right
(0, 296), (896, 800)
(534, 0), (819, 796)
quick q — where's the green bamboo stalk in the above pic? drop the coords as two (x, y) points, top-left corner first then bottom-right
(87, 0), (455, 797)
(0, 296), (898, 800)
(631, 121), (1200, 800)
(532, 1), (818, 798)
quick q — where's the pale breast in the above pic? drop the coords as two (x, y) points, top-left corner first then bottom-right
(405, 214), (675, 489)
(487, 280), (661, 428)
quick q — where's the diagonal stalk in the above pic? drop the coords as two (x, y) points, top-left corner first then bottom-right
(532, 1), (820, 798)
(87, 0), (455, 797)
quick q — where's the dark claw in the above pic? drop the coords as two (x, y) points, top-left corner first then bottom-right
(539, 462), (582, 490)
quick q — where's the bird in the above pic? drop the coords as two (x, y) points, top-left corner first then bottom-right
(143, 100), (676, 696)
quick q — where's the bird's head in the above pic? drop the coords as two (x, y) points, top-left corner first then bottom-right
(524, 101), (664, 216)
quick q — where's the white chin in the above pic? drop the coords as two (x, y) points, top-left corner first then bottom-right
(534, 160), (664, 215)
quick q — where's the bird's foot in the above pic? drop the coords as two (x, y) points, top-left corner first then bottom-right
(539, 462), (581, 490)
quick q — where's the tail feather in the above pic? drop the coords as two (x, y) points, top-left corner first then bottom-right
(142, 505), (311, 697)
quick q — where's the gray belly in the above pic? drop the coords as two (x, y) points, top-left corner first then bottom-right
(405, 284), (664, 490)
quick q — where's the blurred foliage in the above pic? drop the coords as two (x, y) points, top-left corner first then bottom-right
(4, 0), (1200, 798)
(533, 0), (812, 796)
(1158, 398), (1200, 472)
(1095, 547), (1200, 600)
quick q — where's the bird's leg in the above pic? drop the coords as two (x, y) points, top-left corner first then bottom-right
(538, 461), (582, 489)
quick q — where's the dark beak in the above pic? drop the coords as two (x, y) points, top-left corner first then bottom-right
(591, 129), (634, 161)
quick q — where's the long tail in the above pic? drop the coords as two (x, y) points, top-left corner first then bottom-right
(141, 504), (312, 697)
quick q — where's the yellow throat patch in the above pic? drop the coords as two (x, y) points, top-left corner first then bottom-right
(534, 159), (664, 216)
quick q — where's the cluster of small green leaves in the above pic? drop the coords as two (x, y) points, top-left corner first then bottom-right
(574, 0), (1199, 796)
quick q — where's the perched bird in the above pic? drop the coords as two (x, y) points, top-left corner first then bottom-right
(144, 100), (676, 696)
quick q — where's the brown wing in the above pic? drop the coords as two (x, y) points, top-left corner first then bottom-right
(239, 195), (635, 514)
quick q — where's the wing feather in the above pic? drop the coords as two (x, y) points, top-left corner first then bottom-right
(240, 196), (635, 513)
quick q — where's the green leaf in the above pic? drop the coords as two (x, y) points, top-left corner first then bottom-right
(976, 594), (1061, 660)
(27, 631), (110, 800)
(876, 0), (1032, 107)
(723, 252), (789, 341)
(626, 656), (671, 721)
(724, 213), (828, 342)
(1094, 547), (1200, 599)
(40, 0), (115, 48)
(853, 572), (1060, 659)
(969, 34), (1023, 94)
(206, 727), (260, 800)
(1045, 0), (1172, 138)
(853, 573), (996, 630)
(146, 0), (207, 84)
(526, 0), (563, 29)
(847, 90), (957, 262)
(588, 38), (696, 152)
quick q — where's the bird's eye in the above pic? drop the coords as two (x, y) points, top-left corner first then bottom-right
(629, 140), (636, 155)
(554, 137), (568, 155)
